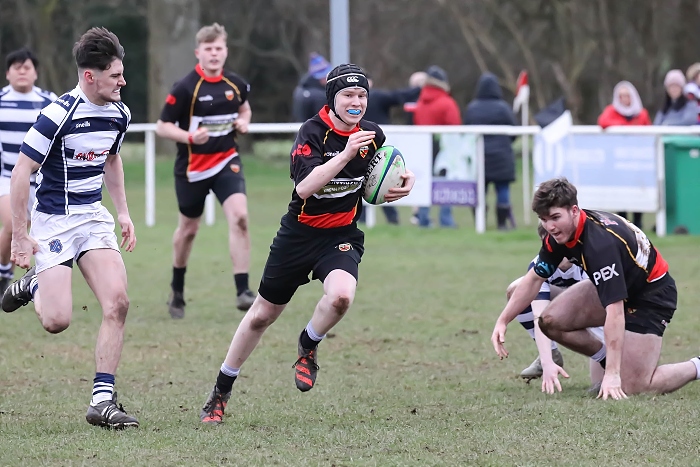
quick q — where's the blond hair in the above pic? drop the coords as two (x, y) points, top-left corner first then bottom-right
(196, 23), (227, 45)
(686, 63), (700, 83)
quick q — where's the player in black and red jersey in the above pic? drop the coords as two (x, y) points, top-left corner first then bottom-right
(491, 177), (700, 400)
(155, 23), (255, 318)
(199, 64), (416, 424)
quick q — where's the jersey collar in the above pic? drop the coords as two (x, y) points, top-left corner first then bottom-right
(195, 64), (223, 83)
(564, 209), (586, 248)
(319, 105), (361, 136)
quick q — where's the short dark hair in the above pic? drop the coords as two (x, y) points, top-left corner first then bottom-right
(6, 48), (38, 71)
(532, 177), (578, 217)
(72, 27), (124, 71)
(537, 222), (547, 240)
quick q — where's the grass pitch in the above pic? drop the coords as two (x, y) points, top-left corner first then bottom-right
(1, 146), (699, 466)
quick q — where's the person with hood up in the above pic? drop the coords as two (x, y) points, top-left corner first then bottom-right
(292, 53), (333, 122)
(597, 81), (651, 128)
(413, 65), (460, 228)
(653, 69), (699, 126)
(463, 72), (517, 230)
(597, 81), (651, 229)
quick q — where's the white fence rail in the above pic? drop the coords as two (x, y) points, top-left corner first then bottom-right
(126, 123), (700, 235)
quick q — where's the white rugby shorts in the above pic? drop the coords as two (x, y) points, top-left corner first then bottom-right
(589, 326), (605, 343)
(0, 176), (36, 217)
(30, 205), (120, 273)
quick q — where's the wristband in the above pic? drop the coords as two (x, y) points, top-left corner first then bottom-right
(188, 133), (194, 144)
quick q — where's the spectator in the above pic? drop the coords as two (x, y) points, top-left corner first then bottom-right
(413, 65), (461, 228)
(403, 71), (428, 124)
(402, 71), (428, 225)
(683, 64), (700, 122)
(685, 62), (700, 90)
(653, 69), (699, 126)
(598, 81), (651, 128)
(359, 73), (421, 225)
(291, 53), (332, 122)
(364, 74), (421, 125)
(597, 81), (651, 229)
(463, 72), (517, 230)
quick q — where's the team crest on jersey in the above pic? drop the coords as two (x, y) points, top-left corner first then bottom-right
(225, 90), (234, 101)
(230, 164), (240, 173)
(48, 239), (62, 254)
(359, 146), (369, 158)
(338, 243), (352, 252)
(600, 215), (619, 226)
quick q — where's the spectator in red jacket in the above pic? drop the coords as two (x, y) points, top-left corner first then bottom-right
(597, 80), (650, 229)
(414, 66), (461, 227)
(597, 81), (651, 128)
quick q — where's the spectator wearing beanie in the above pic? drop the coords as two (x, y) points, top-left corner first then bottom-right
(292, 52), (333, 122)
(653, 69), (699, 126)
(413, 65), (461, 228)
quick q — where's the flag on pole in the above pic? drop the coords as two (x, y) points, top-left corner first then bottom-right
(513, 70), (529, 113)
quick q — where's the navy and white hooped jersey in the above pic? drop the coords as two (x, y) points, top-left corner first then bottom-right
(20, 85), (130, 215)
(0, 85), (57, 182)
(528, 255), (588, 300)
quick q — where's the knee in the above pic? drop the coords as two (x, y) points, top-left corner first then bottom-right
(538, 314), (557, 337)
(42, 316), (70, 334)
(248, 303), (278, 331)
(177, 222), (199, 242)
(329, 291), (353, 316)
(104, 293), (130, 321)
(232, 211), (248, 232)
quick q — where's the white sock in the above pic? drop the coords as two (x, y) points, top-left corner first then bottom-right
(306, 321), (326, 342)
(550, 341), (558, 350)
(29, 276), (38, 300)
(0, 262), (13, 279)
(690, 357), (700, 380)
(220, 363), (240, 377)
(591, 343), (607, 363)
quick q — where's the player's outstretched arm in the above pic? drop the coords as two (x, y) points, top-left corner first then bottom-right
(598, 300), (627, 401)
(532, 299), (569, 394)
(9, 153), (41, 268)
(104, 153), (136, 252)
(491, 268), (547, 359)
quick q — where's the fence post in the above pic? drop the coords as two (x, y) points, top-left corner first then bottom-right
(205, 193), (216, 226)
(655, 135), (667, 237)
(144, 129), (156, 227)
(521, 100), (531, 225)
(476, 134), (486, 233)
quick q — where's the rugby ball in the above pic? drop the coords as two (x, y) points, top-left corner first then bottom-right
(363, 146), (406, 205)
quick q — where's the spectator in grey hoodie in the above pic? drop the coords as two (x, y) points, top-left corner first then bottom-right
(653, 69), (699, 126)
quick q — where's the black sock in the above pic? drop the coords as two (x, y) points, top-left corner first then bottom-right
(234, 273), (249, 296)
(171, 267), (186, 293)
(599, 357), (606, 369)
(299, 328), (321, 350)
(216, 371), (237, 394)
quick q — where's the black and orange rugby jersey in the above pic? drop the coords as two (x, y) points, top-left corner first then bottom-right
(288, 105), (386, 228)
(159, 64), (250, 182)
(534, 209), (669, 308)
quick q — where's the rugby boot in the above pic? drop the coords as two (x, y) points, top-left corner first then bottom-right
(1, 266), (35, 313)
(167, 290), (185, 319)
(86, 392), (139, 429)
(236, 289), (256, 311)
(293, 339), (319, 392)
(200, 385), (231, 425)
